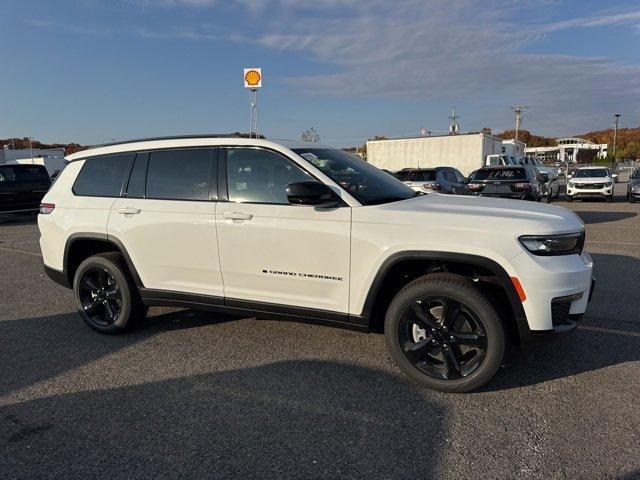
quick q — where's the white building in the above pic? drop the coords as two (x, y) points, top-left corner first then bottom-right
(525, 137), (607, 163)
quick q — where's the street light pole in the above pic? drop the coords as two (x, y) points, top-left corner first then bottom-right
(612, 114), (620, 161)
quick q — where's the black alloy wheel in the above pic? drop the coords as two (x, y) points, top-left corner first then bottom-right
(78, 267), (122, 326)
(398, 297), (487, 381)
(73, 252), (146, 334)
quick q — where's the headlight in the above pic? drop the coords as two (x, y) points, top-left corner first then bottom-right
(519, 232), (585, 256)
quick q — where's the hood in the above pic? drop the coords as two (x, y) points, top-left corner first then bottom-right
(569, 176), (611, 184)
(366, 193), (584, 235)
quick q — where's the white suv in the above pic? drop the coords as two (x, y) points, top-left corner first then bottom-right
(566, 166), (615, 202)
(38, 135), (594, 392)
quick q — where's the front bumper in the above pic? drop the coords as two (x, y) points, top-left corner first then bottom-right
(567, 185), (612, 198)
(510, 249), (594, 344)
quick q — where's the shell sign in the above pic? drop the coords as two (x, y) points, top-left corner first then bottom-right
(244, 68), (262, 89)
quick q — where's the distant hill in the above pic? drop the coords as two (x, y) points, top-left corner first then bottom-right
(0, 137), (88, 155)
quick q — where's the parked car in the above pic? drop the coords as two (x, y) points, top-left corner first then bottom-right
(467, 165), (551, 202)
(517, 157), (560, 198)
(627, 168), (640, 203)
(38, 135), (594, 393)
(566, 166), (615, 202)
(394, 167), (468, 194)
(0, 164), (51, 214)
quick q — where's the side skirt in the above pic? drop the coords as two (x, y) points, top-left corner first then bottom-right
(138, 288), (370, 332)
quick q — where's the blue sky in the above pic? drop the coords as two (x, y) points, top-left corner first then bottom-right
(1, 0), (639, 146)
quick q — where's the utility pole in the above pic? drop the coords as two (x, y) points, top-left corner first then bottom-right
(612, 114), (620, 160)
(511, 105), (527, 143)
(448, 108), (460, 135)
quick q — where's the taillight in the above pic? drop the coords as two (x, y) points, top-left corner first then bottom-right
(514, 182), (531, 191)
(39, 203), (55, 214)
(424, 183), (440, 190)
(467, 183), (482, 191)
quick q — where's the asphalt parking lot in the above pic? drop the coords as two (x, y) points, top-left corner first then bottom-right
(1, 182), (638, 479)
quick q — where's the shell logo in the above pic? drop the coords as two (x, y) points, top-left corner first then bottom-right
(245, 69), (261, 86)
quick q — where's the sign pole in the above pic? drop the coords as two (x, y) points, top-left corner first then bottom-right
(243, 68), (262, 138)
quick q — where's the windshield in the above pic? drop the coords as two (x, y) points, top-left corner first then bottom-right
(473, 168), (527, 181)
(292, 148), (418, 205)
(575, 168), (608, 178)
(395, 170), (436, 182)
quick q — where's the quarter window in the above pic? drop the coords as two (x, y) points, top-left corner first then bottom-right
(226, 148), (311, 204)
(146, 149), (213, 201)
(73, 154), (133, 197)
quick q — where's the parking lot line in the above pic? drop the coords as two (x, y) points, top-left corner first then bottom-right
(0, 246), (42, 257)
(580, 325), (640, 338)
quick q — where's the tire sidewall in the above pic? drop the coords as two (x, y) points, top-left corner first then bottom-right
(73, 255), (134, 334)
(385, 276), (505, 393)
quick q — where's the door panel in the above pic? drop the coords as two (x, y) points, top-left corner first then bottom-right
(108, 198), (221, 296)
(107, 148), (222, 297)
(216, 202), (351, 311)
(216, 146), (351, 312)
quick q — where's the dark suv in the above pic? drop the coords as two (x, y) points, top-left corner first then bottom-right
(394, 167), (468, 194)
(468, 166), (550, 202)
(0, 164), (51, 214)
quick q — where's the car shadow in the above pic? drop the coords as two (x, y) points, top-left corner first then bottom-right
(574, 210), (637, 224)
(0, 309), (240, 398)
(0, 360), (447, 479)
(486, 252), (639, 391)
(0, 213), (38, 225)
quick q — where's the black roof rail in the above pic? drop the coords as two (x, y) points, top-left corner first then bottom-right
(91, 133), (265, 149)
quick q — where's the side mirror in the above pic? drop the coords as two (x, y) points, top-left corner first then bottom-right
(286, 180), (341, 207)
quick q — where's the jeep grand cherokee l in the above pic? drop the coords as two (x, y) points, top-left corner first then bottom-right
(38, 135), (594, 393)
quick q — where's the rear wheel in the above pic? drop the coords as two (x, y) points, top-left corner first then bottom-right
(73, 252), (146, 334)
(384, 273), (505, 393)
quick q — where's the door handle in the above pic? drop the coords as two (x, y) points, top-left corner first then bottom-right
(222, 211), (253, 221)
(117, 207), (141, 215)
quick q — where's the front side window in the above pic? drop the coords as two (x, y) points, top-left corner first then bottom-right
(292, 148), (417, 205)
(73, 154), (133, 197)
(226, 148), (311, 204)
(146, 149), (213, 201)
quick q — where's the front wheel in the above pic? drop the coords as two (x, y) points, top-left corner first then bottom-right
(73, 252), (146, 334)
(384, 273), (505, 393)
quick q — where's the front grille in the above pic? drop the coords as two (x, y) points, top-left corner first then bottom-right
(551, 299), (572, 328)
(575, 183), (604, 189)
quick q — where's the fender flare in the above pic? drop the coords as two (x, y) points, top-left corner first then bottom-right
(63, 232), (145, 288)
(359, 251), (529, 340)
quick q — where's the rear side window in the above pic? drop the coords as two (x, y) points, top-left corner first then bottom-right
(473, 168), (527, 181)
(73, 154), (133, 197)
(0, 166), (16, 182)
(395, 170), (436, 182)
(442, 170), (458, 182)
(15, 166), (49, 182)
(146, 149), (213, 201)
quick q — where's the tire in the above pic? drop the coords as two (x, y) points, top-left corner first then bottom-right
(545, 194), (551, 203)
(605, 195), (613, 203)
(630, 196), (636, 204)
(384, 273), (505, 393)
(566, 195), (573, 202)
(73, 252), (146, 334)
